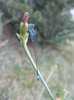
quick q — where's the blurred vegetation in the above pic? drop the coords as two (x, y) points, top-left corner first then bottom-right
(0, 0), (74, 44)
(0, 11), (3, 40)
(0, 38), (74, 100)
(0, 0), (74, 100)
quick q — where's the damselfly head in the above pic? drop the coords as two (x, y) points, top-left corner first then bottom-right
(29, 23), (35, 29)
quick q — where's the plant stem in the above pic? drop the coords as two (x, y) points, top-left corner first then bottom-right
(23, 43), (54, 100)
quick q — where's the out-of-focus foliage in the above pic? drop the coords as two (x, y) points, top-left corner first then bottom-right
(0, 0), (74, 44)
(32, 0), (74, 44)
(0, 38), (74, 100)
(0, 11), (3, 40)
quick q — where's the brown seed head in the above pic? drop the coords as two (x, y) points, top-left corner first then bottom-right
(23, 12), (29, 24)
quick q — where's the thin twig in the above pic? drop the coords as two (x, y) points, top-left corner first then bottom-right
(38, 65), (57, 100)
(38, 51), (65, 100)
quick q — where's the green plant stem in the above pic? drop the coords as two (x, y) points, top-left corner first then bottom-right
(23, 43), (54, 100)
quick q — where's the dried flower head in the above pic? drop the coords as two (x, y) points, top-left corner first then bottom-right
(23, 12), (29, 24)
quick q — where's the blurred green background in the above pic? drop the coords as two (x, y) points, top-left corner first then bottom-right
(0, 0), (74, 100)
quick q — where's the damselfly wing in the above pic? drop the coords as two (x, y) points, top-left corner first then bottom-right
(29, 23), (40, 80)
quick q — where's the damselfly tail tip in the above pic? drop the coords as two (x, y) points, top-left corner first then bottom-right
(37, 73), (39, 81)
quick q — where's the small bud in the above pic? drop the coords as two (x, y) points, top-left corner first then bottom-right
(23, 12), (29, 24)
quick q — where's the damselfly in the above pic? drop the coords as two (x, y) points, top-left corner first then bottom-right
(29, 23), (39, 81)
